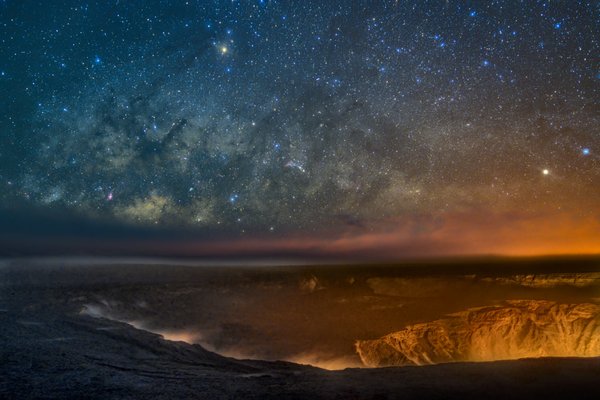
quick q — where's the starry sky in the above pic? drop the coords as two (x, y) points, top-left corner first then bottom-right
(0, 1), (598, 258)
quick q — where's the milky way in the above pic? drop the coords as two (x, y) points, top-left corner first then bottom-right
(0, 1), (598, 253)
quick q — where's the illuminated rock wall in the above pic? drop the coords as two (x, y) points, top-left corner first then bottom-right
(356, 300), (600, 367)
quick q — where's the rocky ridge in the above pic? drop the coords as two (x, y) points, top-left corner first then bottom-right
(356, 300), (600, 367)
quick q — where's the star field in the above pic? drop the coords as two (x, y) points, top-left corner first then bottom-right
(0, 0), (598, 239)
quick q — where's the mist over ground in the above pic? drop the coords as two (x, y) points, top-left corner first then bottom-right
(3, 256), (599, 369)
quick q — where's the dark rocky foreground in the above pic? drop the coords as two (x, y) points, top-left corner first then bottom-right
(3, 258), (600, 399)
(2, 307), (600, 400)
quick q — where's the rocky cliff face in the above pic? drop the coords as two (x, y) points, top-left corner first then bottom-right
(481, 273), (600, 288)
(356, 300), (600, 367)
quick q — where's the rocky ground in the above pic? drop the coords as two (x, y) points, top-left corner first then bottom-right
(3, 307), (600, 400)
(2, 258), (600, 399)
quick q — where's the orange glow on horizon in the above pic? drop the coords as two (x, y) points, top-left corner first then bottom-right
(165, 210), (600, 260)
(10, 210), (599, 260)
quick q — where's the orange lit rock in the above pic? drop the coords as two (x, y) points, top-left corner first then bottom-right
(356, 300), (600, 367)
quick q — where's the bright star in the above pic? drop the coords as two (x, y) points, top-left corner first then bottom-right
(582, 148), (590, 156)
(542, 169), (550, 175)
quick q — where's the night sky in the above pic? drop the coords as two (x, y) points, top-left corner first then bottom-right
(0, 1), (598, 258)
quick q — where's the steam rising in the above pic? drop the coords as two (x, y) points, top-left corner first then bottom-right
(71, 264), (600, 370)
